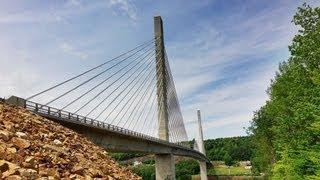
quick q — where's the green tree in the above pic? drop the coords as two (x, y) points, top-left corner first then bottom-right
(223, 153), (234, 166)
(249, 3), (320, 179)
(175, 159), (200, 180)
(131, 164), (155, 180)
(110, 152), (143, 161)
(205, 136), (253, 162)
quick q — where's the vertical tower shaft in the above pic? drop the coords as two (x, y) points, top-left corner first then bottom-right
(154, 16), (175, 180)
(197, 109), (208, 180)
(154, 16), (169, 141)
(197, 109), (205, 154)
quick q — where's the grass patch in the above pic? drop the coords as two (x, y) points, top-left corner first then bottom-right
(209, 165), (252, 176)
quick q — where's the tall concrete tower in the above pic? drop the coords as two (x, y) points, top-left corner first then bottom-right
(154, 16), (175, 180)
(197, 109), (207, 180)
(197, 109), (205, 154)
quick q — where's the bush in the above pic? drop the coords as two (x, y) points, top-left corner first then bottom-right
(110, 153), (143, 161)
(175, 159), (200, 180)
(132, 164), (155, 180)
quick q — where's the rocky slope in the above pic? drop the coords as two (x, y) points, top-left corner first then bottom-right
(0, 101), (140, 180)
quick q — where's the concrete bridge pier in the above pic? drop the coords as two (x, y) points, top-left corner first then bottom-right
(155, 154), (175, 180)
(199, 161), (208, 180)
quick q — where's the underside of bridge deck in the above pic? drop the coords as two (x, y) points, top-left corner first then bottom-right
(44, 114), (210, 163)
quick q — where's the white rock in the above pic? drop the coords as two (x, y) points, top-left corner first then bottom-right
(53, 139), (62, 146)
(15, 132), (27, 138)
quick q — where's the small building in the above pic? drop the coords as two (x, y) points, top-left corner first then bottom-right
(133, 161), (142, 166)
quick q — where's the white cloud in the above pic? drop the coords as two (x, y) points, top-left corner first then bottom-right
(182, 68), (273, 139)
(67, 0), (81, 7)
(60, 42), (88, 60)
(0, 1), (310, 140)
(166, 2), (300, 139)
(108, 0), (137, 20)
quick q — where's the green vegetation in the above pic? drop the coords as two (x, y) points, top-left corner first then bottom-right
(114, 137), (254, 179)
(110, 152), (144, 161)
(205, 136), (253, 164)
(111, 136), (253, 165)
(175, 159), (200, 180)
(132, 164), (155, 180)
(131, 159), (199, 180)
(248, 3), (320, 179)
(208, 165), (251, 176)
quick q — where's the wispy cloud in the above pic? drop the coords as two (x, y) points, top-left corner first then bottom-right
(108, 0), (137, 20)
(60, 42), (88, 60)
(67, 0), (81, 7)
(1, 0), (317, 140)
(165, 1), (301, 139)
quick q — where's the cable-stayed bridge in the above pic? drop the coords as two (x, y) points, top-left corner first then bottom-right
(5, 16), (210, 180)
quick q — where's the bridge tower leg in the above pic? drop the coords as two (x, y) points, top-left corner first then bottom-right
(197, 109), (208, 180)
(154, 16), (175, 180)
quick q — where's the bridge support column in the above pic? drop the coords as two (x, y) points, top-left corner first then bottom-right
(199, 161), (207, 180)
(197, 110), (208, 180)
(155, 154), (175, 180)
(154, 16), (175, 180)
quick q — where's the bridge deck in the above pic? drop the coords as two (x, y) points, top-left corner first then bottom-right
(5, 96), (210, 163)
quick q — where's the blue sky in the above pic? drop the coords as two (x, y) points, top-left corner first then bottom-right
(1, 0), (319, 140)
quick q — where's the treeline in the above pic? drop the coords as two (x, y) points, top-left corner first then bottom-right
(132, 159), (199, 180)
(110, 152), (143, 161)
(248, 3), (320, 179)
(112, 136), (253, 164)
(204, 136), (253, 165)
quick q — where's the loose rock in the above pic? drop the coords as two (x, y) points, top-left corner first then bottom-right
(11, 137), (30, 149)
(0, 102), (140, 179)
(15, 132), (27, 138)
(0, 130), (10, 141)
(53, 139), (62, 146)
(0, 160), (19, 178)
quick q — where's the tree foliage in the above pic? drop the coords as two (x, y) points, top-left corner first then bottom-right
(131, 159), (199, 180)
(205, 136), (253, 163)
(175, 159), (199, 180)
(249, 3), (320, 179)
(132, 164), (155, 180)
(110, 152), (143, 161)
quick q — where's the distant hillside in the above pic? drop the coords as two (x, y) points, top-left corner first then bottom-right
(202, 136), (253, 165)
(0, 102), (140, 179)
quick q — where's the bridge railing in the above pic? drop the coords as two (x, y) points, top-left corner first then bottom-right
(25, 100), (192, 149)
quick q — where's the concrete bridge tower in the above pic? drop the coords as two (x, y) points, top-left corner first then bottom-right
(197, 109), (208, 180)
(154, 16), (175, 180)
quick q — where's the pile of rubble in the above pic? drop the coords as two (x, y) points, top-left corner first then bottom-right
(0, 102), (140, 179)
